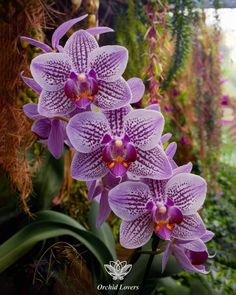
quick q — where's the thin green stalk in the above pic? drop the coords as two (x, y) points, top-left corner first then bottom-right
(139, 235), (160, 294)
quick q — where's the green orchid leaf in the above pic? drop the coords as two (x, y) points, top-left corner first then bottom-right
(0, 210), (113, 276)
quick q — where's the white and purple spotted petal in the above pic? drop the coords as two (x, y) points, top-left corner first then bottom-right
(165, 173), (207, 215)
(64, 30), (98, 73)
(30, 53), (71, 91)
(47, 119), (65, 159)
(66, 111), (110, 153)
(88, 45), (128, 82)
(71, 148), (108, 181)
(120, 213), (153, 249)
(144, 179), (167, 203)
(171, 214), (206, 241)
(129, 145), (172, 180)
(128, 78), (145, 104)
(38, 89), (76, 117)
(94, 77), (132, 110)
(109, 181), (152, 221)
(124, 109), (164, 150)
(51, 14), (88, 49)
(103, 106), (132, 136)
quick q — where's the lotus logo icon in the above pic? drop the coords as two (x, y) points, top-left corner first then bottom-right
(104, 260), (132, 280)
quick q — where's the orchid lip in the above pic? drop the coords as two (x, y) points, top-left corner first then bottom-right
(64, 70), (98, 107)
(187, 250), (208, 266)
(148, 200), (183, 240)
(102, 134), (137, 177)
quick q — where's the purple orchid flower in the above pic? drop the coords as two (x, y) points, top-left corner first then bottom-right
(23, 103), (67, 159)
(21, 14), (113, 52)
(162, 230), (214, 274)
(109, 172), (207, 249)
(66, 105), (172, 181)
(29, 26), (131, 117)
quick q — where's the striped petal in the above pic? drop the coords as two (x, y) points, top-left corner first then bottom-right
(66, 111), (110, 153)
(103, 106), (132, 136)
(109, 181), (152, 221)
(171, 214), (206, 241)
(64, 30), (98, 73)
(120, 213), (153, 249)
(88, 45), (128, 82)
(38, 89), (76, 117)
(144, 179), (167, 203)
(71, 148), (108, 181)
(124, 109), (164, 150)
(129, 145), (172, 180)
(128, 78), (145, 104)
(94, 77), (131, 110)
(165, 173), (207, 215)
(30, 53), (71, 91)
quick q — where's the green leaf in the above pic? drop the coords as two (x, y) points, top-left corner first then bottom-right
(88, 201), (117, 260)
(157, 277), (189, 295)
(32, 152), (64, 209)
(0, 210), (113, 274)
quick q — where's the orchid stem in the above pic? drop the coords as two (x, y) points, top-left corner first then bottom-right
(54, 116), (69, 122)
(139, 235), (160, 294)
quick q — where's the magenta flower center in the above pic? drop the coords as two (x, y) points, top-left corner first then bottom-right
(146, 198), (183, 240)
(64, 70), (98, 108)
(101, 134), (137, 177)
(186, 250), (208, 266)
